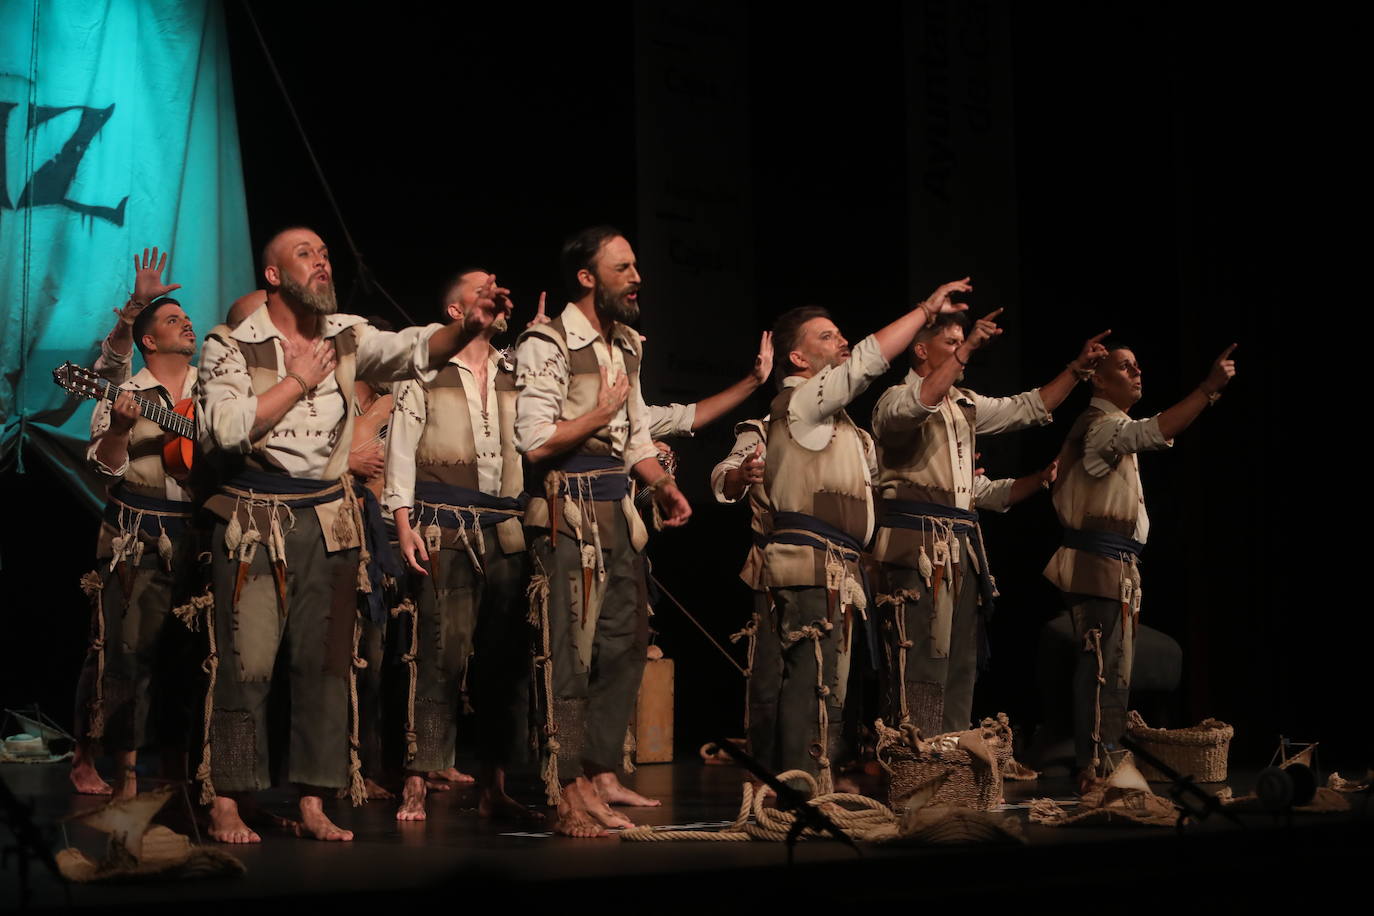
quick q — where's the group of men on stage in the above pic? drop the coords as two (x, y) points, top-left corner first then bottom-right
(70, 225), (1237, 841)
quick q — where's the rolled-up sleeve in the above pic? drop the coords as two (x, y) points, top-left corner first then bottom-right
(971, 388), (1051, 436)
(711, 425), (764, 504)
(872, 373), (940, 439)
(94, 337), (132, 385)
(625, 382), (661, 469)
(87, 395), (127, 481)
(788, 334), (889, 430)
(973, 474), (1014, 513)
(198, 333), (257, 455)
(355, 322), (445, 385)
(513, 334), (566, 454)
(1083, 413), (1171, 478)
(646, 402), (697, 440)
(382, 379), (425, 514)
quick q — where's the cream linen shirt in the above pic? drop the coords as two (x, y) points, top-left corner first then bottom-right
(1080, 396), (1172, 543)
(383, 344), (506, 514)
(872, 369), (1050, 512)
(710, 417), (768, 504)
(512, 302), (659, 469)
(198, 305), (443, 479)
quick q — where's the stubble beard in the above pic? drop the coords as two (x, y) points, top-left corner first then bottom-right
(280, 271), (338, 315)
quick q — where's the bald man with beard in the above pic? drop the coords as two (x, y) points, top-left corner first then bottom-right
(195, 226), (503, 844)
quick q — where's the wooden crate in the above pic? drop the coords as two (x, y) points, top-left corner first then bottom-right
(633, 657), (674, 763)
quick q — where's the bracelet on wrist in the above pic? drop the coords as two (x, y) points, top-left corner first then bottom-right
(1067, 361), (1094, 382)
(648, 474), (677, 493)
(952, 348), (969, 367)
(1198, 386), (1221, 405)
(286, 372), (311, 397)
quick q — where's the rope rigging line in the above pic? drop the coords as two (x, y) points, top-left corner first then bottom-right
(237, 1), (416, 324)
(648, 572), (749, 678)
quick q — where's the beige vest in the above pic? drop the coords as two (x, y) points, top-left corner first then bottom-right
(1043, 404), (1142, 599)
(202, 322), (363, 552)
(763, 384), (870, 588)
(96, 367), (196, 558)
(413, 358), (525, 553)
(517, 315), (648, 550)
(871, 387), (978, 567)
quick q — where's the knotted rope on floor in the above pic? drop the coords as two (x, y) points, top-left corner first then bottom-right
(619, 770), (898, 843)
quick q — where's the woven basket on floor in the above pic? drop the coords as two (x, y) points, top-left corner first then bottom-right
(1124, 711), (1232, 783)
(879, 715), (1014, 811)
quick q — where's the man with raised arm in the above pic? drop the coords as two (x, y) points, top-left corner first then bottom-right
(196, 226), (500, 844)
(1044, 341), (1237, 793)
(383, 269), (543, 823)
(72, 248), (197, 798)
(514, 226), (690, 838)
(870, 308), (1109, 737)
(760, 282), (968, 791)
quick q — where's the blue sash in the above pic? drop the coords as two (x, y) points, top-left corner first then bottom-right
(414, 480), (527, 529)
(551, 455), (629, 502)
(103, 483), (193, 539)
(1063, 527), (1144, 559)
(222, 469), (345, 507)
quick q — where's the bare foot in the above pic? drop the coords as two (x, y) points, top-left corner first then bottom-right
(478, 787), (544, 822)
(396, 775), (427, 821)
(299, 795), (353, 841)
(364, 777), (394, 800)
(1075, 767), (1097, 797)
(592, 771), (661, 807)
(427, 766), (475, 785)
(581, 777), (635, 828)
(70, 762), (112, 796)
(550, 780), (610, 838)
(208, 796), (261, 844)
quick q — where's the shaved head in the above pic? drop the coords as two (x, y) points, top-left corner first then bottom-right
(227, 290), (268, 328)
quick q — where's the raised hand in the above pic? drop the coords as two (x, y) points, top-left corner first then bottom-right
(465, 275), (513, 333)
(1202, 343), (1238, 393)
(962, 308), (1005, 352)
(527, 291), (551, 329)
(283, 338), (338, 391)
(920, 277), (973, 319)
(1073, 330), (1112, 374)
(751, 331), (774, 385)
(740, 443), (764, 487)
(132, 246), (182, 305)
(109, 389), (142, 433)
(595, 365), (630, 419)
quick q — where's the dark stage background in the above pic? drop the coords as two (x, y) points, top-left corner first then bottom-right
(2, 3), (1363, 771)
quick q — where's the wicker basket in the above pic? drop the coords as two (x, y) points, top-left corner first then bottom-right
(1125, 711), (1232, 783)
(879, 716), (1014, 811)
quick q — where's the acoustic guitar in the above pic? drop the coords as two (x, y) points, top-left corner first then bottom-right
(52, 361), (195, 480)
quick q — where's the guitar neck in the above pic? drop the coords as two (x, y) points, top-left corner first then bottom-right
(95, 378), (195, 440)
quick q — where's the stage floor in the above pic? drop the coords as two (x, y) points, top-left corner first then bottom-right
(2, 759), (1370, 913)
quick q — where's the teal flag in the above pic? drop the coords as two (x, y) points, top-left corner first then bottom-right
(0, 0), (252, 509)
